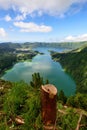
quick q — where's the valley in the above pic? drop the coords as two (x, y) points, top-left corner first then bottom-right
(0, 42), (87, 130)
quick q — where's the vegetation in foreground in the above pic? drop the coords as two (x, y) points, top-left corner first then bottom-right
(0, 73), (87, 130)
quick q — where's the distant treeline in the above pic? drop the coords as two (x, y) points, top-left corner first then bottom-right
(21, 41), (87, 49)
(1, 41), (87, 50)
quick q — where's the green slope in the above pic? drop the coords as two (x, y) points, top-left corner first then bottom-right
(51, 46), (87, 93)
(0, 75), (87, 130)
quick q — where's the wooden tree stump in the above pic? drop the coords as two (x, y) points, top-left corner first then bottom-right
(41, 84), (57, 130)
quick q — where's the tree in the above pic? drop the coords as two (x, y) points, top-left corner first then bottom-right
(67, 93), (87, 111)
(30, 73), (44, 88)
(58, 90), (67, 104)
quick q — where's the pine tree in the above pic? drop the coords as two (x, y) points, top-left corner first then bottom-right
(58, 90), (67, 104)
(30, 73), (44, 88)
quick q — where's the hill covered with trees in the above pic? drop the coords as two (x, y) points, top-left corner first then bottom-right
(51, 46), (87, 94)
(0, 43), (38, 76)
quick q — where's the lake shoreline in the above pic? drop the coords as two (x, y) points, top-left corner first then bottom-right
(1, 47), (76, 96)
(0, 51), (39, 79)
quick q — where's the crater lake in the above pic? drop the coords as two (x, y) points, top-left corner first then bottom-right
(1, 47), (76, 96)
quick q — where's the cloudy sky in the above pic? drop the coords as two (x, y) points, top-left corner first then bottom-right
(0, 0), (87, 42)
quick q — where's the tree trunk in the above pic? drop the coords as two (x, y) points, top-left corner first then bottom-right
(41, 84), (57, 130)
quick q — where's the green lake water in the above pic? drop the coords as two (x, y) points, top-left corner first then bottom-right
(1, 47), (76, 96)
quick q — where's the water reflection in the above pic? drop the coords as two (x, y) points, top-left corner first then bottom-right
(2, 47), (76, 96)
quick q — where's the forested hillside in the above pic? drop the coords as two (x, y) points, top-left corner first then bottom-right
(0, 43), (38, 76)
(51, 46), (87, 93)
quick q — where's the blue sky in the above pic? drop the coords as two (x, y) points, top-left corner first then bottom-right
(0, 0), (87, 42)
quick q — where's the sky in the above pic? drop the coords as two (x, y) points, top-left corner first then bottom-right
(0, 0), (87, 42)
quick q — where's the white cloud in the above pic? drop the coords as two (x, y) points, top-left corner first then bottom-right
(0, 0), (87, 17)
(63, 34), (87, 42)
(0, 28), (7, 37)
(14, 22), (52, 32)
(4, 14), (12, 21)
(15, 13), (26, 21)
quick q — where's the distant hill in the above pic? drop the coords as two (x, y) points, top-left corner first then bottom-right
(1, 41), (87, 51)
(0, 42), (21, 53)
(23, 41), (87, 49)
